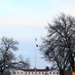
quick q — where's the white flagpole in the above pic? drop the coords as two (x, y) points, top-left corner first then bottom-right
(35, 37), (38, 75)
(35, 37), (36, 75)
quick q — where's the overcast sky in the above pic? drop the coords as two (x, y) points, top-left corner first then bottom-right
(0, 0), (75, 69)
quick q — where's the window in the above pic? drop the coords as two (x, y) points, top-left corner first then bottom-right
(25, 72), (27, 74)
(45, 72), (47, 74)
(42, 72), (44, 74)
(18, 72), (19, 74)
(21, 72), (23, 74)
(14, 72), (16, 74)
(35, 72), (37, 74)
(53, 72), (55, 74)
(57, 72), (59, 74)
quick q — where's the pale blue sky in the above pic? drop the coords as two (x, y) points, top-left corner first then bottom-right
(0, 0), (75, 69)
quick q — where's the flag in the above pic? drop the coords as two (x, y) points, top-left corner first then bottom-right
(35, 38), (37, 41)
(36, 44), (38, 47)
(35, 37), (38, 47)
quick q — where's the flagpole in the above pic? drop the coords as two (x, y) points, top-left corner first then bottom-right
(35, 38), (37, 75)
(35, 39), (36, 69)
(35, 38), (38, 74)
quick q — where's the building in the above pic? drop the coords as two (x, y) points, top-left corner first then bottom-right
(12, 69), (60, 75)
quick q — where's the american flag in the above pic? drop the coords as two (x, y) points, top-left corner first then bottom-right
(35, 38), (38, 47)
(35, 38), (37, 41)
(36, 44), (38, 47)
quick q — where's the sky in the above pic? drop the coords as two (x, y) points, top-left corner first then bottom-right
(0, 0), (75, 69)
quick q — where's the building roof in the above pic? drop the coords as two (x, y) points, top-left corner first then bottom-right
(22, 69), (56, 72)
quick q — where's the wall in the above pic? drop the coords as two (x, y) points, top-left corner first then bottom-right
(12, 69), (60, 75)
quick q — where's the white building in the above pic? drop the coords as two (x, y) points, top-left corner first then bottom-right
(12, 69), (60, 75)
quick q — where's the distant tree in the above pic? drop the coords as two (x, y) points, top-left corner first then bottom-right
(15, 56), (30, 69)
(0, 37), (30, 75)
(40, 14), (75, 75)
(45, 66), (49, 70)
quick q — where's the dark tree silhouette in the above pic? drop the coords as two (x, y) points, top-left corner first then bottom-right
(45, 66), (49, 70)
(40, 14), (75, 75)
(0, 37), (30, 75)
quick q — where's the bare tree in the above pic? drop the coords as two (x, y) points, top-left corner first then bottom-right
(0, 37), (30, 75)
(40, 14), (75, 75)
(45, 66), (49, 70)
